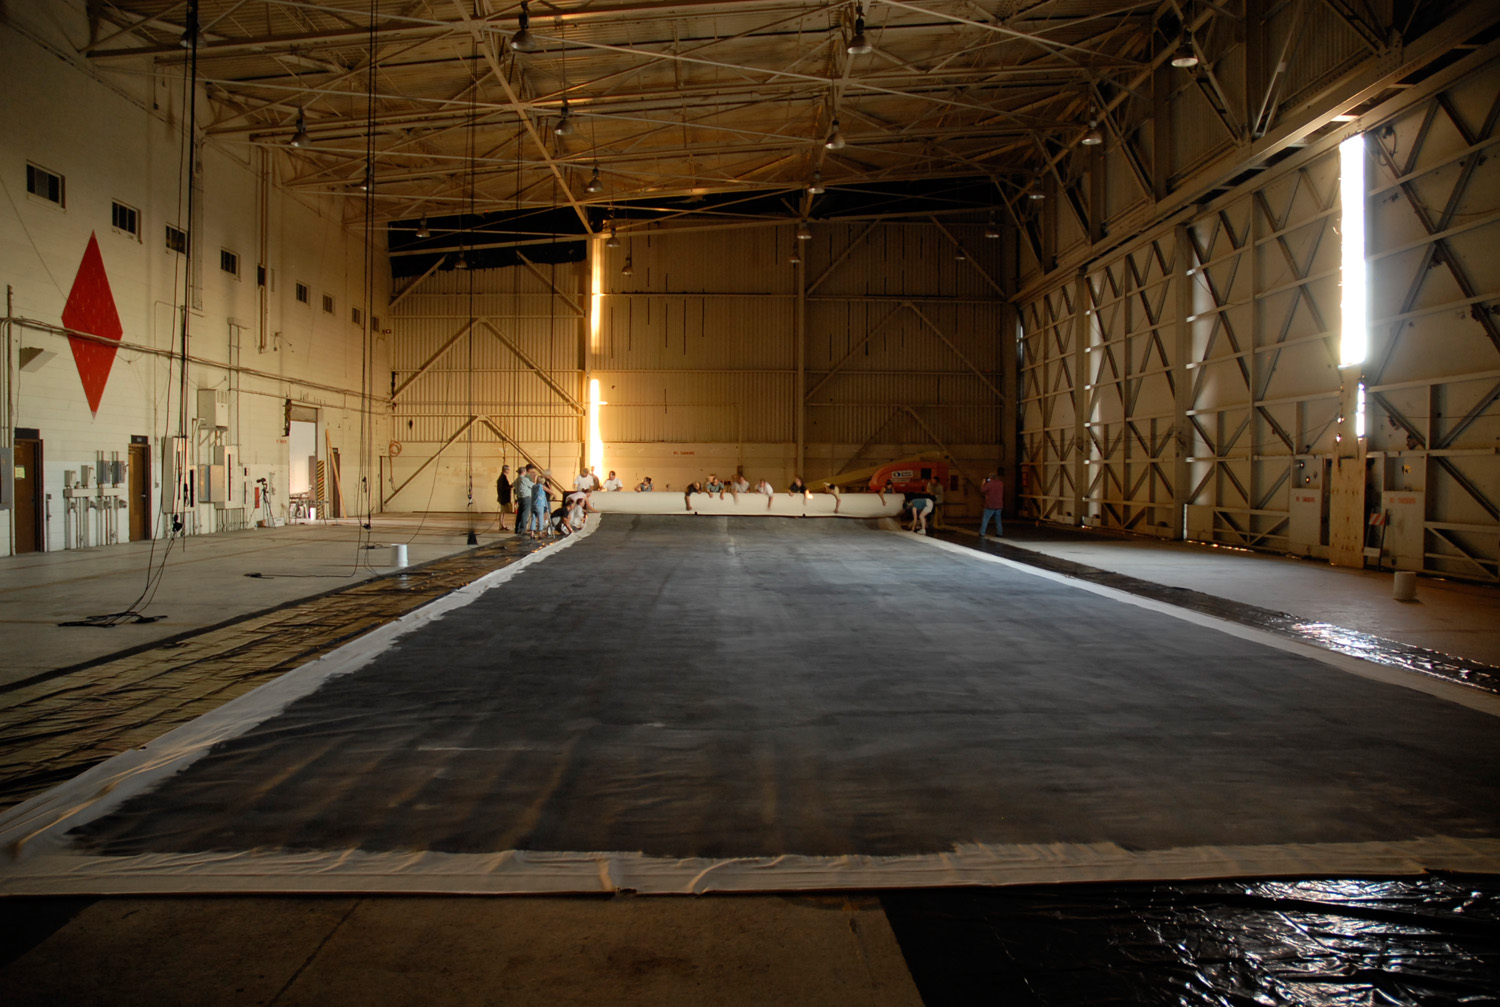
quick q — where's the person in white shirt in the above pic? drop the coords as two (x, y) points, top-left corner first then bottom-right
(575, 470), (594, 493)
(754, 478), (774, 510)
(602, 470), (623, 491)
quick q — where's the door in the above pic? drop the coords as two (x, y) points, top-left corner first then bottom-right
(15, 438), (41, 553)
(128, 442), (150, 541)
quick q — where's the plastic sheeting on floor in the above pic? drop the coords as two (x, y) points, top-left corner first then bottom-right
(882, 874), (1500, 1007)
(1, 516), (1498, 895)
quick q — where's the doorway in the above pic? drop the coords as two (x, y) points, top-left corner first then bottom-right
(14, 434), (43, 553)
(129, 440), (151, 541)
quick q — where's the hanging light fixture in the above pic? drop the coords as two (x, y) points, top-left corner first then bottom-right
(510, 0), (539, 52)
(585, 164), (603, 193)
(796, 221), (813, 241)
(606, 227), (620, 248)
(415, 218), (431, 239)
(955, 246), (968, 261)
(454, 250), (469, 270)
(1027, 187), (1046, 201)
(621, 255), (634, 277)
(847, 5), (873, 55)
(555, 100), (575, 137)
(789, 248), (802, 265)
(984, 214), (1000, 239)
(825, 118), (846, 150)
(289, 109), (310, 148)
(1171, 33), (1200, 68)
(808, 171), (825, 195)
(1081, 118), (1103, 146)
(358, 170), (373, 191)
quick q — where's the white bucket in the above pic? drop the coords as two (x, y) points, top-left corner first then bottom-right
(390, 543), (409, 569)
(1392, 570), (1417, 601)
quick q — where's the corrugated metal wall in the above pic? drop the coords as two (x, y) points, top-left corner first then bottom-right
(386, 220), (1007, 511)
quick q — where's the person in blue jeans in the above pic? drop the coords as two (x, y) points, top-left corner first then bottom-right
(531, 472), (551, 536)
(979, 472), (1005, 539)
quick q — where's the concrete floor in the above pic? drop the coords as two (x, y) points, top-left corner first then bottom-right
(1, 515), (1497, 1004)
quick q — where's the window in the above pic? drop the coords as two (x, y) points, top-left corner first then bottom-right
(256, 265), (266, 287)
(220, 249), (240, 277)
(372, 315), (382, 332)
(351, 306), (363, 326)
(165, 224), (188, 254)
(26, 163), (64, 207)
(295, 282), (309, 304)
(111, 201), (139, 239)
(321, 293), (335, 315)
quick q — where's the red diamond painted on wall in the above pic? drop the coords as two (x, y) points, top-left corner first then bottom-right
(62, 232), (124, 415)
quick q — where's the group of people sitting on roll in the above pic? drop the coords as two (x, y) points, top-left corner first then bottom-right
(496, 463), (985, 539)
(682, 472), (780, 511)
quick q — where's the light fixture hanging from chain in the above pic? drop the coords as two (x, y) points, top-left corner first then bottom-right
(984, 213), (1000, 239)
(510, 0), (539, 52)
(796, 221), (813, 241)
(847, 4), (873, 55)
(1081, 117), (1103, 146)
(808, 170), (825, 195)
(585, 164), (602, 193)
(555, 99), (574, 137)
(415, 218), (431, 239)
(1171, 33), (1200, 68)
(289, 109), (310, 147)
(825, 118), (846, 150)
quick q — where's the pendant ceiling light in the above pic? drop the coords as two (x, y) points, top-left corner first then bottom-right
(510, 0), (539, 52)
(606, 227), (620, 248)
(808, 171), (825, 195)
(1081, 119), (1103, 146)
(847, 5), (873, 55)
(585, 164), (603, 193)
(796, 221), (813, 241)
(984, 214), (1000, 239)
(1171, 34), (1200, 68)
(825, 119), (846, 150)
(454, 250), (469, 270)
(555, 100), (574, 137)
(415, 218), (431, 239)
(289, 109), (310, 147)
(621, 255), (633, 277)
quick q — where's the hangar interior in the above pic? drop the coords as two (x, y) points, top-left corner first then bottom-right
(2, 0), (1500, 1003)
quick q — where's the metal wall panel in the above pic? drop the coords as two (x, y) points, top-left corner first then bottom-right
(1015, 52), (1500, 580)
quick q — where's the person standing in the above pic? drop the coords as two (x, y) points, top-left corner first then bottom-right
(979, 471), (1005, 539)
(532, 470), (553, 537)
(496, 465), (513, 532)
(514, 466), (534, 538)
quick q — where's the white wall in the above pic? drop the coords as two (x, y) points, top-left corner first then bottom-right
(1, 6), (389, 554)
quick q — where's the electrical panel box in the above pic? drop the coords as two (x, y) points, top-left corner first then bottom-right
(198, 464), (226, 503)
(0, 447), (12, 509)
(79, 465), (92, 488)
(1287, 488), (1326, 557)
(197, 388), (229, 428)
